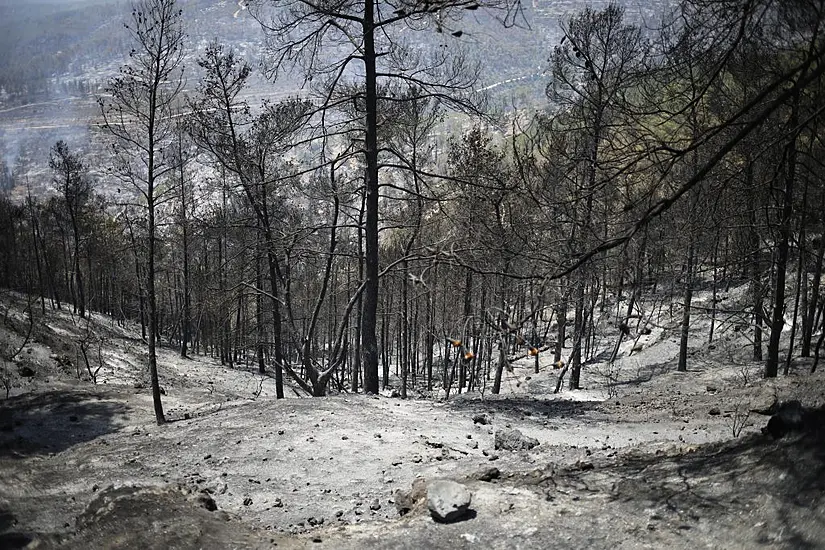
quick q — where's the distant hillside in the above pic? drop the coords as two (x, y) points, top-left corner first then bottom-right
(0, 0), (268, 197)
(0, 0), (673, 199)
(0, 0), (264, 102)
(0, 0), (129, 99)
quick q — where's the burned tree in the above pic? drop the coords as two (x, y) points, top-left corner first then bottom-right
(98, 0), (186, 424)
(49, 140), (90, 319)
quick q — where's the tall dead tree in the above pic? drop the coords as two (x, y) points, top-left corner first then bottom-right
(99, 0), (186, 424)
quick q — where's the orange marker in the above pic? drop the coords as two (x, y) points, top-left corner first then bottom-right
(528, 347), (539, 356)
(464, 351), (475, 360)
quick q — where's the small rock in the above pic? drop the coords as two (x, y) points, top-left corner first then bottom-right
(369, 498), (381, 511)
(427, 480), (472, 523)
(472, 413), (490, 425)
(473, 467), (501, 482)
(494, 428), (539, 451)
(341, 435), (349, 440)
(69, 415), (79, 422)
(243, 497), (253, 506)
(706, 385), (717, 393)
(709, 407), (721, 416)
(197, 493), (218, 512)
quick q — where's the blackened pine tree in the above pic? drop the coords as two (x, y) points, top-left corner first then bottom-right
(49, 140), (90, 320)
(98, 0), (186, 425)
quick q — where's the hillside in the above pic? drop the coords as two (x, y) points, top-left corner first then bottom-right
(1, 287), (823, 549)
(0, 0), (679, 200)
(0, 0), (269, 199)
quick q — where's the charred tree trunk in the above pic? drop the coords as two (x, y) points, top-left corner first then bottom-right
(802, 193), (825, 357)
(677, 239), (695, 372)
(360, 1), (380, 395)
(569, 278), (585, 390)
(766, 90), (799, 379)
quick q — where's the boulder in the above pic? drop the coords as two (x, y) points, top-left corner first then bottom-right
(494, 428), (539, 451)
(427, 480), (472, 523)
(71, 484), (267, 549)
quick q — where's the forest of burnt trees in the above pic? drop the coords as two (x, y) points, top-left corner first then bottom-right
(0, 0), (824, 422)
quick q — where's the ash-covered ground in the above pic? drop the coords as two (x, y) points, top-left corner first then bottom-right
(1, 289), (823, 549)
